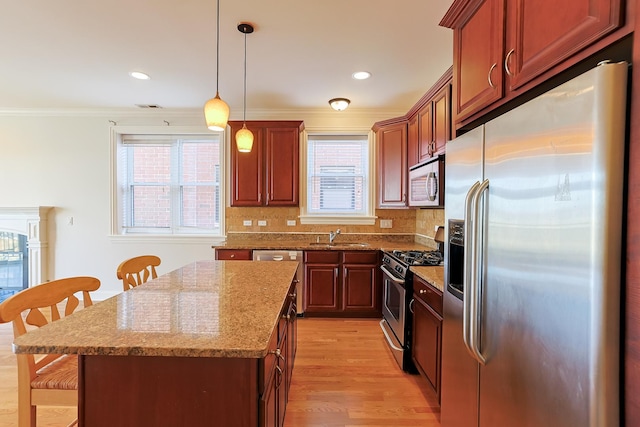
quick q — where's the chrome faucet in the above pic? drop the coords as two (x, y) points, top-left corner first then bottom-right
(329, 229), (341, 244)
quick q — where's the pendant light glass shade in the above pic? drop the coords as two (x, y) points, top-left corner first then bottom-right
(204, 92), (230, 131)
(204, 0), (229, 131)
(236, 123), (254, 152)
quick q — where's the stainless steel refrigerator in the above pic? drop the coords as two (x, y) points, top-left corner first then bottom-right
(441, 61), (627, 427)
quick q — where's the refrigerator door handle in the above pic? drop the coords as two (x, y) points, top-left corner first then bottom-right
(463, 181), (481, 358)
(469, 179), (489, 365)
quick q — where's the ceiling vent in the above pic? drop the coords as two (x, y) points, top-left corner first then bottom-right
(135, 104), (162, 109)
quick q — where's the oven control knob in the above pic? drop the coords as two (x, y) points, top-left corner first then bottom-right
(395, 266), (402, 274)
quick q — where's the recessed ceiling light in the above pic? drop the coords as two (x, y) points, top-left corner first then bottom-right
(129, 71), (150, 80)
(352, 71), (371, 80)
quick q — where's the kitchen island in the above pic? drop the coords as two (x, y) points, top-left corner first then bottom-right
(13, 260), (300, 427)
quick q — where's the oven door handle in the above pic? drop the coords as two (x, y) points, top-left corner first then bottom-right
(379, 319), (404, 351)
(379, 265), (405, 284)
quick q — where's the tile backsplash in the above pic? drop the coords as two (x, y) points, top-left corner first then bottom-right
(225, 206), (444, 247)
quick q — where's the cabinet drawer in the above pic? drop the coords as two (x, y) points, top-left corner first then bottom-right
(413, 276), (443, 316)
(215, 249), (252, 260)
(305, 251), (340, 264)
(342, 251), (378, 264)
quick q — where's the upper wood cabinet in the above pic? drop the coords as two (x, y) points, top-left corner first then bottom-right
(375, 121), (408, 208)
(441, 0), (623, 126)
(404, 69), (452, 169)
(229, 121), (304, 207)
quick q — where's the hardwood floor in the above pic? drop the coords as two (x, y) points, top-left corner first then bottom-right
(284, 318), (440, 427)
(0, 317), (439, 426)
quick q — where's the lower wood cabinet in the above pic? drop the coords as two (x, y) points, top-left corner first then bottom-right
(304, 250), (380, 317)
(411, 275), (443, 402)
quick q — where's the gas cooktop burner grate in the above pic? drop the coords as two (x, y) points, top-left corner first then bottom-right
(390, 250), (443, 266)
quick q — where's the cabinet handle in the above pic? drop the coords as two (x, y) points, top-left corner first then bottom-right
(282, 313), (290, 320)
(488, 63), (497, 88)
(402, 194), (406, 203)
(419, 289), (427, 295)
(409, 298), (415, 314)
(230, 254), (235, 258)
(275, 365), (283, 388)
(258, 193), (262, 203)
(269, 348), (285, 361)
(504, 49), (515, 77)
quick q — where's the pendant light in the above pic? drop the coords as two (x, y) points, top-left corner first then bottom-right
(235, 23), (254, 153)
(204, 0), (230, 131)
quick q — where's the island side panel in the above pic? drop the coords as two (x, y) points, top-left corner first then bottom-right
(78, 355), (259, 427)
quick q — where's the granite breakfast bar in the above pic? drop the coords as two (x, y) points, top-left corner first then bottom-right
(13, 260), (300, 427)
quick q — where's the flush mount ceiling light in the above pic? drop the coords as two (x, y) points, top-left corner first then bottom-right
(129, 71), (150, 80)
(329, 98), (351, 111)
(235, 22), (254, 153)
(203, 0), (230, 132)
(352, 71), (371, 80)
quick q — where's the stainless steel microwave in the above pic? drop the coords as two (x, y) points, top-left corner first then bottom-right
(408, 156), (444, 207)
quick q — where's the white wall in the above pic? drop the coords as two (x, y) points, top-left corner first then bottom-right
(0, 107), (402, 299)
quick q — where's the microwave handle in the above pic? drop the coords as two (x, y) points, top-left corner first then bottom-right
(426, 172), (437, 201)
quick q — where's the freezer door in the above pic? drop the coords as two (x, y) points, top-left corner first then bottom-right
(441, 125), (484, 427)
(479, 63), (626, 427)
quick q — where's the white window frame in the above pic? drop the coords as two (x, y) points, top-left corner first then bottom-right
(109, 126), (226, 242)
(299, 128), (377, 225)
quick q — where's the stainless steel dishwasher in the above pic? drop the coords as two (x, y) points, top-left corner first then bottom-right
(252, 250), (304, 315)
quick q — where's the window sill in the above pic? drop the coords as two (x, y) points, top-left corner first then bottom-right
(109, 235), (226, 245)
(298, 215), (377, 225)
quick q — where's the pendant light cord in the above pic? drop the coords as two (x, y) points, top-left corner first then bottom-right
(216, 0), (220, 94)
(243, 31), (247, 122)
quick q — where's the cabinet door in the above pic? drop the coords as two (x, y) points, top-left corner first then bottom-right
(453, 0), (506, 123)
(342, 264), (380, 314)
(432, 83), (451, 155)
(418, 102), (433, 163)
(412, 297), (443, 400)
(506, 0), (623, 91)
(286, 296), (297, 390)
(304, 264), (339, 312)
(230, 124), (264, 206)
(407, 114), (419, 168)
(377, 122), (408, 208)
(265, 127), (299, 206)
(260, 373), (278, 427)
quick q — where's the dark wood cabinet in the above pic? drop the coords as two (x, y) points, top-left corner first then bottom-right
(418, 102), (433, 164)
(215, 249), (253, 260)
(260, 280), (297, 427)
(441, 0), (623, 127)
(341, 251), (380, 313)
(304, 251), (380, 317)
(229, 121), (304, 207)
(432, 83), (451, 155)
(407, 114), (419, 168)
(304, 251), (340, 313)
(411, 275), (443, 402)
(375, 121), (408, 208)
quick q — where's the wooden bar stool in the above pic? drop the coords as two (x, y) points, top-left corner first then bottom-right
(0, 276), (100, 427)
(116, 255), (161, 291)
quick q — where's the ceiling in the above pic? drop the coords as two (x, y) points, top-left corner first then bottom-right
(1, 0), (454, 115)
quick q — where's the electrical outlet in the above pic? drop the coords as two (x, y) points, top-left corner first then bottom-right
(243, 220), (252, 226)
(380, 219), (393, 229)
(287, 220), (296, 226)
(434, 225), (439, 232)
(258, 220), (267, 226)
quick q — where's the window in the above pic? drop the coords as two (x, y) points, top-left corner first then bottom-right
(301, 133), (375, 225)
(112, 130), (224, 236)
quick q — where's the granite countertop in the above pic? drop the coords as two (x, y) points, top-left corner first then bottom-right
(411, 266), (445, 292)
(215, 239), (432, 252)
(13, 260), (299, 359)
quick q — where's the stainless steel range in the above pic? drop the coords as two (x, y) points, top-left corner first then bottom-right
(379, 249), (443, 371)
